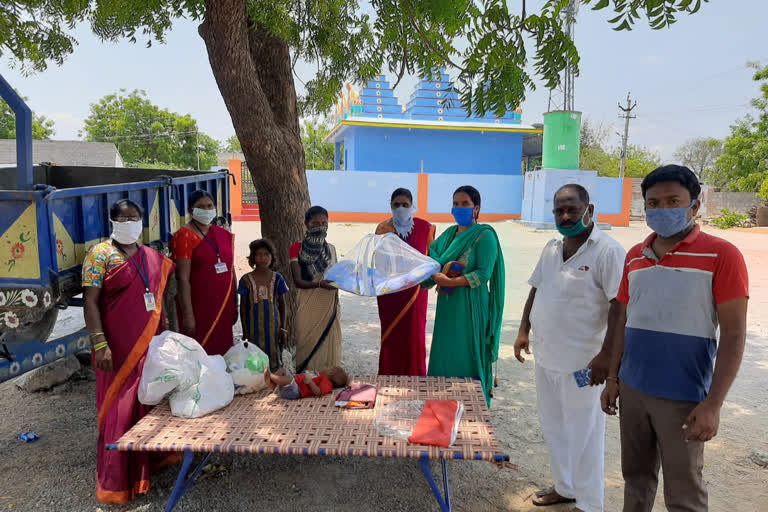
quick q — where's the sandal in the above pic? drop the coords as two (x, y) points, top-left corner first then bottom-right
(532, 487), (577, 507)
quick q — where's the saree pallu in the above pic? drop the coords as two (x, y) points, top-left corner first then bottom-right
(95, 246), (174, 504)
(176, 225), (236, 356)
(294, 244), (342, 372)
(376, 218), (435, 376)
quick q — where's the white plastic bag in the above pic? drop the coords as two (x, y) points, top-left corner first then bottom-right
(169, 355), (234, 418)
(138, 331), (234, 418)
(139, 331), (205, 405)
(325, 233), (440, 296)
(224, 341), (269, 395)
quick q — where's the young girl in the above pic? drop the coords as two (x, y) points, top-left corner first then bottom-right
(237, 239), (289, 371)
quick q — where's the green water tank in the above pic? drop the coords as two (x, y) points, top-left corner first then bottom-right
(542, 110), (582, 170)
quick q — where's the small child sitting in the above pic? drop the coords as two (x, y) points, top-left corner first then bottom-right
(265, 366), (349, 400)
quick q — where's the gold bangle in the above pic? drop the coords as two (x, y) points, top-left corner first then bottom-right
(93, 341), (109, 352)
(89, 332), (105, 339)
(606, 376), (619, 383)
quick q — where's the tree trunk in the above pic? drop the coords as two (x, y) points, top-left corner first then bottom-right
(199, 0), (311, 344)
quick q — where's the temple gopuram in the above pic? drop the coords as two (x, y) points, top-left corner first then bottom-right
(326, 69), (539, 174)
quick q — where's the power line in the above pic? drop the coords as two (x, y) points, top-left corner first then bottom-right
(639, 102), (752, 122)
(88, 129), (200, 142)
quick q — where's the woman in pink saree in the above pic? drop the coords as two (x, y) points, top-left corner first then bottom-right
(170, 190), (236, 356)
(375, 188), (435, 376)
(82, 199), (175, 504)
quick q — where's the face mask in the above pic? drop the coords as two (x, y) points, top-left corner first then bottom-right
(452, 207), (475, 227)
(645, 200), (696, 238)
(307, 225), (328, 238)
(557, 208), (591, 237)
(110, 220), (143, 245)
(392, 206), (414, 237)
(192, 207), (217, 225)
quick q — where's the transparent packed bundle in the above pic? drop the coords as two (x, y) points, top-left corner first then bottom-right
(325, 233), (440, 296)
(374, 399), (464, 447)
(223, 341), (269, 395)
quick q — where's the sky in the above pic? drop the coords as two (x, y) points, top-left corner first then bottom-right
(1, 1), (766, 162)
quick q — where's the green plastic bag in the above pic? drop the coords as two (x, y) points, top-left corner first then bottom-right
(245, 351), (269, 374)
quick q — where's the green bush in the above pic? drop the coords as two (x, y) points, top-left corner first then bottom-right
(710, 208), (749, 229)
(758, 176), (768, 201)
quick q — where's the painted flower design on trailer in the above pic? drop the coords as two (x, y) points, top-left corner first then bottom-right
(3, 312), (20, 328)
(6, 232), (33, 272)
(21, 290), (38, 307)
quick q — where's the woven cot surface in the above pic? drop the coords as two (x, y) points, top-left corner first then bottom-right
(115, 376), (507, 462)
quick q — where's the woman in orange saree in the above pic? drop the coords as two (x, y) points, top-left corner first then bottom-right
(375, 188), (435, 376)
(83, 199), (175, 504)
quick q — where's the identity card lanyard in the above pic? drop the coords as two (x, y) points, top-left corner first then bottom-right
(193, 222), (228, 274)
(117, 244), (156, 312)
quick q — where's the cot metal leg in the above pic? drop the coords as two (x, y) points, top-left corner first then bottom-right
(164, 449), (212, 512)
(419, 457), (452, 512)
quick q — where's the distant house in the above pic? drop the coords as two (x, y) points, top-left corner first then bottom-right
(0, 140), (124, 168)
(217, 151), (245, 166)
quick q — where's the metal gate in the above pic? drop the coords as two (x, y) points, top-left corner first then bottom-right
(241, 161), (259, 204)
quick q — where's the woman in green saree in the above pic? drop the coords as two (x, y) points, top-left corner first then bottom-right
(426, 186), (505, 406)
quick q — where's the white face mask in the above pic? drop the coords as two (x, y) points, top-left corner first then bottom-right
(192, 207), (217, 225)
(392, 206), (414, 237)
(110, 220), (143, 245)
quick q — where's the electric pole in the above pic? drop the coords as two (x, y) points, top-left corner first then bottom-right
(196, 129), (200, 170)
(618, 92), (637, 179)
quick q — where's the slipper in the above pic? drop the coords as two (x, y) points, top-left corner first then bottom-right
(532, 487), (577, 507)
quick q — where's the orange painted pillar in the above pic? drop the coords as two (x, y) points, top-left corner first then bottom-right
(417, 173), (429, 216)
(598, 177), (633, 227)
(618, 177), (632, 227)
(229, 159), (243, 218)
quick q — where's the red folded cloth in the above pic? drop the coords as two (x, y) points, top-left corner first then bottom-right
(407, 400), (464, 447)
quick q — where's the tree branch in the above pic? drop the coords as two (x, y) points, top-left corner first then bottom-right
(402, 0), (465, 72)
(393, 10), (410, 89)
(248, 25), (301, 136)
(199, 0), (277, 146)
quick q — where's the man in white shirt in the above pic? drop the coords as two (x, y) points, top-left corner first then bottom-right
(514, 184), (626, 512)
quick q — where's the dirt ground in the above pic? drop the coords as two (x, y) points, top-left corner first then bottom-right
(1, 221), (766, 512)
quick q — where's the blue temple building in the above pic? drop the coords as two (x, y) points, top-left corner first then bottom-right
(325, 70), (542, 174)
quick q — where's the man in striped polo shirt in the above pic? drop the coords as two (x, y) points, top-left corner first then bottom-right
(601, 165), (749, 511)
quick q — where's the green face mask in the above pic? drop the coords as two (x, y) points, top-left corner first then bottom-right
(557, 209), (590, 237)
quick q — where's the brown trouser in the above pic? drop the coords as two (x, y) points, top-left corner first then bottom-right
(619, 382), (707, 512)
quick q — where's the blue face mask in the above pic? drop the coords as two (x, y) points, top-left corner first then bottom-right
(646, 200), (696, 238)
(452, 207), (475, 227)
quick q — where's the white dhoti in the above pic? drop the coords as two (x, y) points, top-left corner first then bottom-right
(535, 364), (605, 512)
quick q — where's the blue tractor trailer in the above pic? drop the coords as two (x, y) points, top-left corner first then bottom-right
(0, 73), (232, 382)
